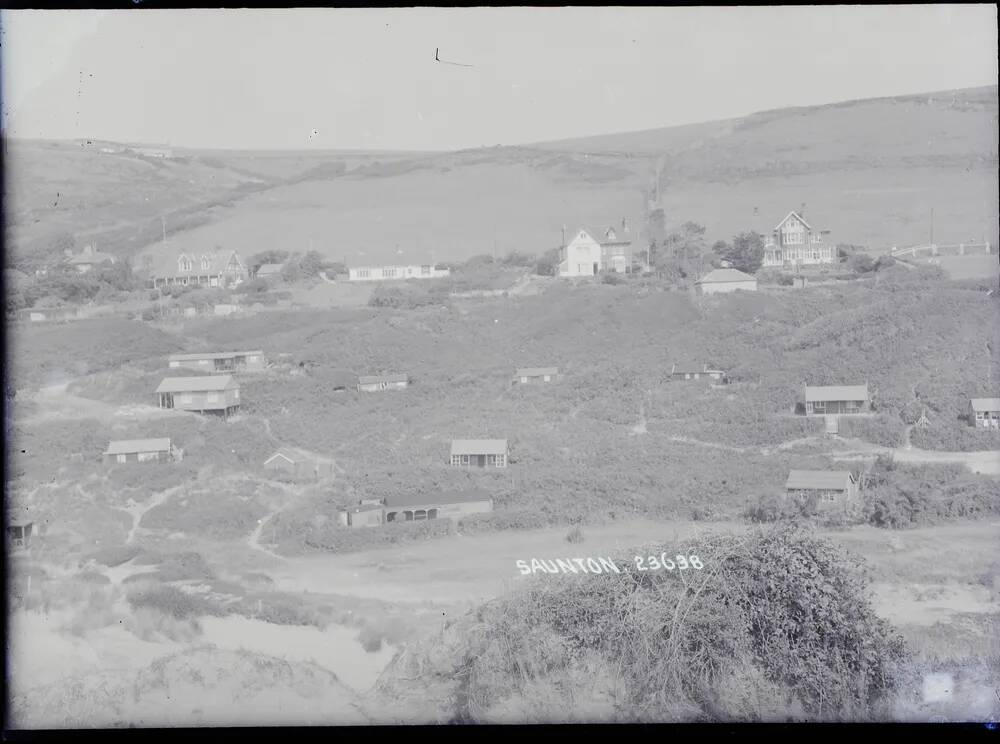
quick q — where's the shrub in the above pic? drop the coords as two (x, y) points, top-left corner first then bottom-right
(126, 583), (222, 620)
(565, 526), (585, 544)
(416, 527), (907, 722)
(601, 272), (625, 285)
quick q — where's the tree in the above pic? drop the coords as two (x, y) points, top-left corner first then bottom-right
(280, 261), (303, 283)
(715, 231), (764, 274)
(848, 253), (876, 274)
(534, 248), (562, 276)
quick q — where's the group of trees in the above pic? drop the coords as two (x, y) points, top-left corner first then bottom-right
(245, 249), (346, 284)
(641, 214), (767, 278)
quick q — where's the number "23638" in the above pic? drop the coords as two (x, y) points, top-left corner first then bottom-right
(635, 554), (703, 571)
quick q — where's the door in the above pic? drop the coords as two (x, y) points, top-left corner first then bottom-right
(592, 262), (599, 275)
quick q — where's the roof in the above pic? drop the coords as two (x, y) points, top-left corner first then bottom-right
(804, 384), (869, 402)
(785, 470), (854, 491)
(451, 439), (508, 455)
(359, 374), (409, 384)
(346, 504), (384, 514)
(670, 365), (725, 375)
(256, 263), (285, 276)
(104, 438), (171, 455)
(383, 489), (493, 508)
(971, 398), (1000, 411)
(139, 246), (245, 280)
(169, 350), (262, 361)
(775, 211), (813, 231)
(516, 367), (558, 377)
(697, 268), (757, 284)
(568, 227), (633, 247)
(155, 375), (237, 393)
(263, 449), (302, 465)
(69, 250), (115, 265)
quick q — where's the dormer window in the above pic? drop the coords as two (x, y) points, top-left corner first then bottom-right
(201, 256), (211, 270)
(179, 256), (193, 272)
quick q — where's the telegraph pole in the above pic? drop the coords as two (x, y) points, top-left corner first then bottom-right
(929, 208), (935, 247)
(161, 216), (166, 243)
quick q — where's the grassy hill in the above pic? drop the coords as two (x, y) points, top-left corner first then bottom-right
(6, 85), (996, 274)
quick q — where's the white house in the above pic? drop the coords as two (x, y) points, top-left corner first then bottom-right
(695, 268), (758, 294)
(558, 225), (633, 277)
(762, 212), (835, 269)
(348, 265), (450, 281)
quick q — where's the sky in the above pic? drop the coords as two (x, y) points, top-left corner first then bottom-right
(1, 6), (997, 151)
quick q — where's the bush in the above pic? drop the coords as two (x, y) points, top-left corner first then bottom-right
(601, 272), (625, 285)
(565, 526), (585, 544)
(744, 492), (815, 523)
(409, 527), (907, 722)
(126, 583), (223, 620)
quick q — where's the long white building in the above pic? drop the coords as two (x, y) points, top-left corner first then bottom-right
(347, 264), (451, 281)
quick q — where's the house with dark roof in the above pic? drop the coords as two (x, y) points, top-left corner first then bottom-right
(558, 223), (633, 277)
(7, 514), (34, 551)
(139, 246), (247, 289)
(255, 263), (285, 280)
(103, 438), (178, 465)
(450, 439), (508, 468)
(785, 470), (859, 509)
(970, 398), (1000, 429)
(337, 489), (493, 528)
(801, 384), (870, 416)
(668, 364), (727, 382)
(155, 375), (240, 416)
(514, 367), (559, 385)
(358, 374), (409, 392)
(168, 350), (265, 373)
(695, 268), (758, 294)
(762, 211), (834, 269)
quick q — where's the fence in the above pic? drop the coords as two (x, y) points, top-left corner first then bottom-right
(889, 242), (992, 258)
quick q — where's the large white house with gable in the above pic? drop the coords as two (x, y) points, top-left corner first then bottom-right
(558, 224), (633, 277)
(762, 211), (835, 269)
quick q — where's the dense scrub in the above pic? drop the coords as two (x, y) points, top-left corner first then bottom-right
(377, 527), (908, 722)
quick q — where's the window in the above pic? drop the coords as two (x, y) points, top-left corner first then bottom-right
(179, 394), (193, 404)
(233, 389), (240, 400)
(812, 234), (822, 243)
(976, 411), (984, 420)
(137, 452), (157, 462)
(199, 359), (210, 366)
(206, 393), (219, 403)
(822, 492), (838, 503)
(812, 402), (825, 414)
(495, 454), (506, 467)
(383, 268), (396, 278)
(421, 265), (431, 275)
(784, 231), (804, 245)
(461, 454), (471, 465)
(764, 236), (775, 247)
(201, 257), (211, 270)
(813, 252), (819, 261)
(543, 375), (551, 382)
(358, 269), (370, 279)
(386, 512), (397, 522)
(117, 454), (127, 464)
(521, 376), (528, 383)
(249, 356), (259, 363)
(451, 455), (461, 466)
(169, 361), (179, 368)
(413, 510), (426, 521)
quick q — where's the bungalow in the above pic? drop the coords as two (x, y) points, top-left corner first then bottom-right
(669, 364), (727, 382)
(802, 384), (870, 416)
(7, 517), (33, 550)
(68, 245), (116, 274)
(358, 374), (409, 392)
(263, 448), (336, 479)
(450, 439), (508, 468)
(762, 211), (834, 269)
(168, 350), (266, 373)
(514, 367), (559, 384)
(140, 247), (247, 289)
(970, 398), (1000, 429)
(695, 268), (758, 294)
(382, 489), (493, 524)
(103, 438), (177, 465)
(348, 264), (451, 281)
(558, 223), (633, 277)
(785, 470), (859, 508)
(155, 375), (240, 417)
(339, 503), (385, 528)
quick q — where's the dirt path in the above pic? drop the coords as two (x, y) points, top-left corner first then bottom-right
(833, 436), (1000, 475)
(18, 382), (181, 425)
(123, 486), (184, 544)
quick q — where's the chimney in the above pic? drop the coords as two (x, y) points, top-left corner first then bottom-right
(800, 202), (806, 217)
(561, 225), (566, 247)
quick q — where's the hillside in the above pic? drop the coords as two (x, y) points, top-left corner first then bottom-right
(5, 85), (996, 274)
